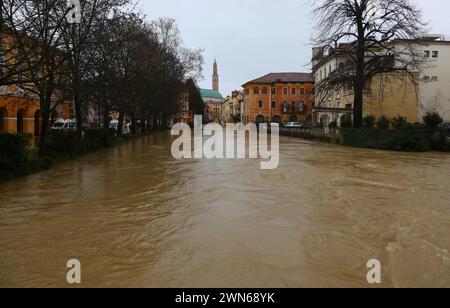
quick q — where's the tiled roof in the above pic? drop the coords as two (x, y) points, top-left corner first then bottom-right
(243, 73), (314, 86)
(200, 89), (223, 100)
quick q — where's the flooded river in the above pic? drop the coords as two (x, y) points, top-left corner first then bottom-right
(0, 131), (449, 287)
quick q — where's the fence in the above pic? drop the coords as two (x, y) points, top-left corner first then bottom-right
(278, 127), (342, 144)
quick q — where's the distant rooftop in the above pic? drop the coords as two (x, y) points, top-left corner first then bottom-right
(200, 88), (223, 100)
(243, 73), (314, 86)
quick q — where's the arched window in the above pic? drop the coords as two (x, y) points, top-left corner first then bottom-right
(272, 115), (282, 124)
(0, 107), (7, 131)
(17, 109), (25, 133)
(256, 115), (265, 124)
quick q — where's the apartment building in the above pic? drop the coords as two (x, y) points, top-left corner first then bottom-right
(242, 73), (315, 124)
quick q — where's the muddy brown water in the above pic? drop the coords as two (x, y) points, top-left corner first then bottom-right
(0, 131), (449, 287)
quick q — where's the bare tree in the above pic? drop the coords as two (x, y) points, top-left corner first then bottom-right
(4, 0), (71, 154)
(59, 0), (130, 137)
(312, 0), (426, 127)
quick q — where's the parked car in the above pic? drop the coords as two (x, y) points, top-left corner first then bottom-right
(51, 119), (77, 130)
(284, 122), (305, 128)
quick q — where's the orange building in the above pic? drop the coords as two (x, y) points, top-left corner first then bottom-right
(0, 32), (71, 136)
(0, 88), (70, 136)
(242, 73), (315, 124)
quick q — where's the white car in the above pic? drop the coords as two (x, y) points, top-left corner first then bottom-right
(284, 122), (304, 128)
(51, 119), (77, 130)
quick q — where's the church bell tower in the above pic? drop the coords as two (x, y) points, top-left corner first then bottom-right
(212, 59), (219, 92)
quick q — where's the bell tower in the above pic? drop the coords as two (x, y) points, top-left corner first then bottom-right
(212, 59), (219, 92)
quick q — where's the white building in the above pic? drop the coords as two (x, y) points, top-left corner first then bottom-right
(416, 35), (450, 121)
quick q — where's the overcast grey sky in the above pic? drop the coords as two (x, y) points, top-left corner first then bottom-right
(141, 0), (449, 96)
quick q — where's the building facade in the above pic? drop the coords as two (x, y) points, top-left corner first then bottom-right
(0, 86), (71, 136)
(311, 43), (421, 127)
(221, 90), (244, 124)
(0, 32), (71, 135)
(415, 35), (450, 121)
(200, 89), (223, 123)
(242, 73), (315, 124)
(169, 90), (193, 127)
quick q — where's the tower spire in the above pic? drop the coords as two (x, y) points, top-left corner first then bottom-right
(212, 59), (219, 92)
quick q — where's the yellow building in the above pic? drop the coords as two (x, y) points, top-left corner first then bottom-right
(312, 45), (420, 127)
(0, 32), (71, 136)
(221, 90), (244, 123)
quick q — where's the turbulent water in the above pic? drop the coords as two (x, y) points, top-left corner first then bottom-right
(0, 131), (449, 288)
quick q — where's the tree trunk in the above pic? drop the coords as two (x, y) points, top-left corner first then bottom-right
(117, 112), (125, 136)
(102, 103), (110, 128)
(353, 12), (366, 129)
(38, 98), (51, 156)
(131, 117), (137, 135)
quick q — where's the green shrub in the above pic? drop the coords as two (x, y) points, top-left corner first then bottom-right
(340, 114), (353, 128)
(83, 127), (115, 150)
(47, 130), (83, 157)
(341, 126), (440, 152)
(376, 116), (390, 129)
(391, 115), (408, 130)
(423, 112), (443, 130)
(0, 132), (32, 180)
(363, 115), (376, 129)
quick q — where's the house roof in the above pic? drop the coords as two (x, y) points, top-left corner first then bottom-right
(200, 88), (223, 100)
(243, 73), (314, 86)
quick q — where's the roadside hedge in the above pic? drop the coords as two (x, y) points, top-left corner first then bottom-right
(0, 132), (32, 180)
(341, 125), (444, 152)
(1, 127), (121, 182)
(83, 127), (116, 150)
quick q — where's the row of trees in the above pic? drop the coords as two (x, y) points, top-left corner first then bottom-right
(0, 0), (203, 155)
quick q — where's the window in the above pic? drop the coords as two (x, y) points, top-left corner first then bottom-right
(431, 76), (438, 81)
(329, 65), (332, 75)
(300, 88), (305, 96)
(254, 87), (260, 95)
(291, 88), (296, 95)
(271, 101), (276, 108)
(245, 88), (249, 95)
(283, 101), (288, 112)
(424, 51), (430, 58)
(300, 101), (306, 112)
(283, 88), (288, 95)
(258, 100), (263, 108)
(291, 101), (296, 112)
(262, 87), (268, 95)
(432, 51), (439, 58)
(271, 87), (276, 95)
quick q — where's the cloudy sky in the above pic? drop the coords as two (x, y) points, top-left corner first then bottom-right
(141, 0), (449, 96)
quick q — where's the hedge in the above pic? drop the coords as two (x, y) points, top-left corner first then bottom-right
(1, 127), (120, 182)
(0, 132), (32, 180)
(341, 125), (444, 152)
